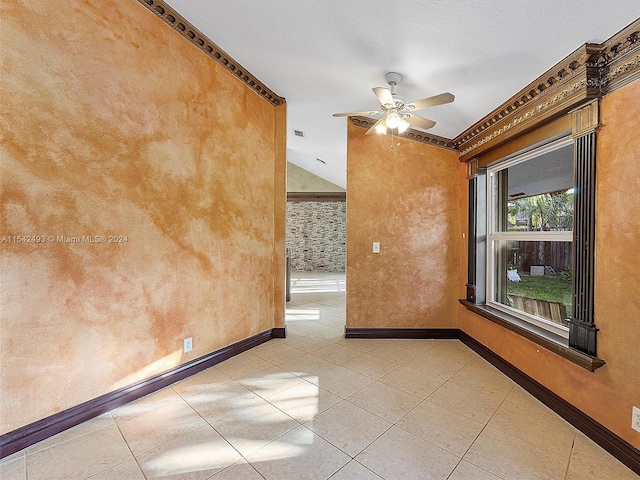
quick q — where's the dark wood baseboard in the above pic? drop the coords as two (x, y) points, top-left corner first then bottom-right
(344, 328), (459, 339)
(0, 328), (283, 459)
(459, 331), (640, 476)
(344, 327), (639, 474)
(272, 325), (287, 338)
(2, 325), (637, 475)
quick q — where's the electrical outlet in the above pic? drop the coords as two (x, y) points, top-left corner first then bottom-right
(633, 406), (640, 433)
(183, 337), (192, 353)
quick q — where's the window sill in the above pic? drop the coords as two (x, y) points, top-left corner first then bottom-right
(459, 299), (605, 372)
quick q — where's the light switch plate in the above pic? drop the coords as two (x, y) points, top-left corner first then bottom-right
(373, 242), (380, 253)
(633, 406), (640, 433)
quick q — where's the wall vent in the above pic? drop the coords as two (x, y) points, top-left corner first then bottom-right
(294, 130), (305, 137)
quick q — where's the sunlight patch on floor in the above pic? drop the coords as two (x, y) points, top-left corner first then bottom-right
(290, 273), (345, 294)
(143, 442), (241, 476)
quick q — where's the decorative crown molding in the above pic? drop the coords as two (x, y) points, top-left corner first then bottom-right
(600, 18), (640, 91)
(136, 2), (636, 158)
(351, 117), (457, 151)
(454, 44), (602, 159)
(455, 18), (640, 161)
(137, 0), (285, 107)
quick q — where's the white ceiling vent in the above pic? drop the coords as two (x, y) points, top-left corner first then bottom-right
(293, 129), (305, 137)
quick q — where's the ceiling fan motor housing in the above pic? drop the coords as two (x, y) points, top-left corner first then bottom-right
(385, 72), (403, 86)
(385, 72), (405, 108)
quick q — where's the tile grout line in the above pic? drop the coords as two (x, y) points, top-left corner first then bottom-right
(108, 415), (148, 480)
(299, 398), (396, 464)
(124, 399), (211, 469)
(23, 420), (110, 457)
(18, 451), (27, 480)
(563, 431), (578, 480)
(371, 347), (512, 478)
(196, 359), (309, 467)
(473, 384), (580, 467)
(445, 381), (517, 480)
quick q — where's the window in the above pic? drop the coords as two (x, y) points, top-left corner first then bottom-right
(486, 137), (574, 337)
(464, 104), (601, 367)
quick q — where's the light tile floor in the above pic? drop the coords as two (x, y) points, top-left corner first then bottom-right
(2, 273), (638, 479)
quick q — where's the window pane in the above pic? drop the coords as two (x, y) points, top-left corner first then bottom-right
(494, 240), (572, 327)
(507, 190), (574, 232)
(494, 143), (574, 232)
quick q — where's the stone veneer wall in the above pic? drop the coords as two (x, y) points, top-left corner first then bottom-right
(286, 201), (346, 272)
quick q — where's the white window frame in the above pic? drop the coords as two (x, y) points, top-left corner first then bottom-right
(485, 136), (574, 338)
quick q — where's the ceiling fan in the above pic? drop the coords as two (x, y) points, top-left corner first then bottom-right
(333, 72), (454, 135)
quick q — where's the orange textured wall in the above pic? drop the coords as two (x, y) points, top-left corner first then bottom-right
(0, 0), (285, 433)
(346, 122), (461, 328)
(459, 78), (640, 448)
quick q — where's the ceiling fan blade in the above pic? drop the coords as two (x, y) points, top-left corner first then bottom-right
(404, 92), (454, 111)
(372, 87), (395, 108)
(406, 113), (436, 130)
(332, 110), (383, 117)
(365, 117), (387, 135)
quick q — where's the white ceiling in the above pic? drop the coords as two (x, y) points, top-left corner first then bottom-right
(164, 1), (639, 189)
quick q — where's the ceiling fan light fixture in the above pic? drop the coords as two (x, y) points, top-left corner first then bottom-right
(335, 72), (454, 137)
(397, 117), (410, 134)
(386, 111), (400, 129)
